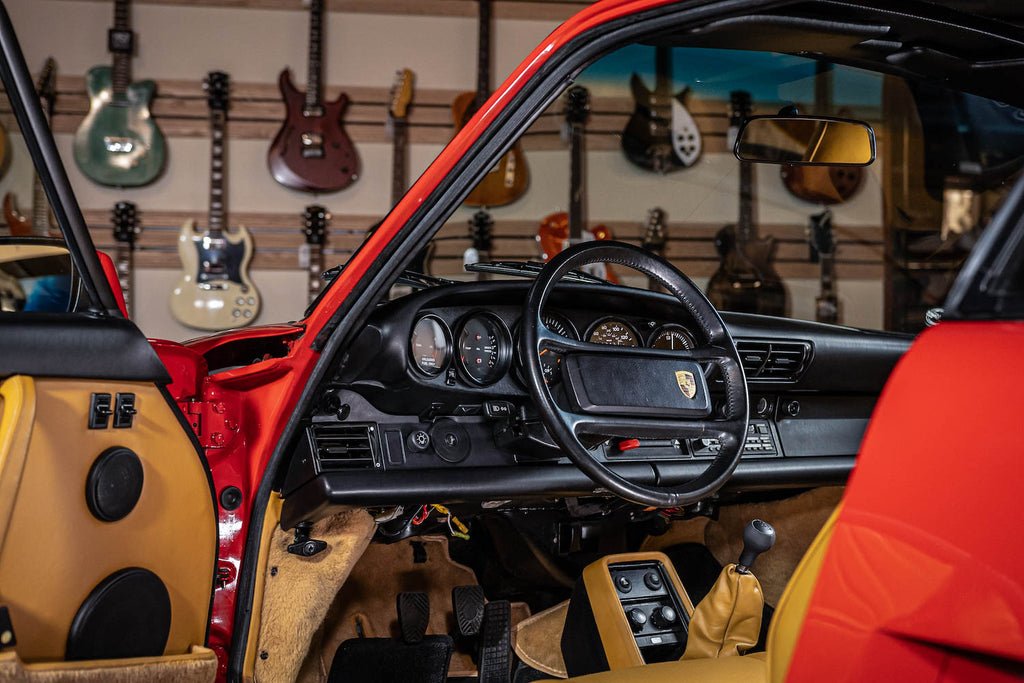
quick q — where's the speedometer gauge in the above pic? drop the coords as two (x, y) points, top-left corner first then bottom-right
(410, 315), (451, 376)
(458, 313), (511, 385)
(587, 319), (639, 347)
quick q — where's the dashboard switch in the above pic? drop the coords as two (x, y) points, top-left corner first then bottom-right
(407, 430), (430, 452)
(651, 605), (677, 629)
(618, 439), (640, 452)
(484, 401), (514, 418)
(627, 608), (648, 633)
(643, 571), (662, 590)
(615, 574), (632, 593)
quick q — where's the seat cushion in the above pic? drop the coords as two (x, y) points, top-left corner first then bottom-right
(546, 651), (767, 683)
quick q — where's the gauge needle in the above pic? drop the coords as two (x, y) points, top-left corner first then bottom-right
(539, 349), (548, 356)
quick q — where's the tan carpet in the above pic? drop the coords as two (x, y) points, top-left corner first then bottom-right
(296, 535), (530, 681)
(0, 646), (216, 683)
(253, 508), (377, 683)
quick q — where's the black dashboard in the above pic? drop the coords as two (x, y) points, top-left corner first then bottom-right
(280, 281), (912, 529)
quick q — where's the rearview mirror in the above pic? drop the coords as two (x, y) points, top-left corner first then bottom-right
(0, 238), (77, 312)
(735, 115), (875, 166)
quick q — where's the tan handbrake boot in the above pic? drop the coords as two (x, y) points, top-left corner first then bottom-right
(682, 520), (776, 660)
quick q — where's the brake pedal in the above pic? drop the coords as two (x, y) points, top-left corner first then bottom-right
(478, 599), (512, 683)
(452, 585), (486, 637)
(396, 592), (430, 644)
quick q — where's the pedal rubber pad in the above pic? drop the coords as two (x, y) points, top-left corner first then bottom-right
(452, 585), (486, 637)
(478, 599), (512, 683)
(397, 592), (430, 644)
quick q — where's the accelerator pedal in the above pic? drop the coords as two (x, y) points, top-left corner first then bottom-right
(397, 592), (431, 644)
(478, 599), (512, 683)
(452, 585), (486, 637)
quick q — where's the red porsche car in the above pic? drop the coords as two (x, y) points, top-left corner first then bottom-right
(0, 0), (1022, 682)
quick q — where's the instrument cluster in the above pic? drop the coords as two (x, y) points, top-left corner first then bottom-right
(408, 309), (698, 389)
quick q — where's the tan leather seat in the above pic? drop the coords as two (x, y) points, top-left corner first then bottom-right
(554, 506), (840, 682)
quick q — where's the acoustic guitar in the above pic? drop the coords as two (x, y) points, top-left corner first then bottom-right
(621, 46), (701, 173)
(170, 72), (261, 330)
(537, 85), (617, 283)
(73, 0), (165, 187)
(111, 201), (140, 318)
(706, 91), (786, 315)
(452, 0), (528, 207)
(267, 0), (359, 193)
(640, 207), (667, 290)
(808, 208), (840, 324)
(4, 58), (58, 237)
(302, 205), (328, 304)
(780, 62), (863, 205)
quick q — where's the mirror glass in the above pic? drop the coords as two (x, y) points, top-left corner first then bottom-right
(0, 241), (74, 312)
(736, 116), (875, 165)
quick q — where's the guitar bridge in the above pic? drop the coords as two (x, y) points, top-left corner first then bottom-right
(301, 132), (325, 158)
(103, 137), (134, 153)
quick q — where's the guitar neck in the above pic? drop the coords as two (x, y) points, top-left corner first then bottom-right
(31, 172), (48, 236)
(308, 244), (324, 303)
(653, 45), (672, 97)
(115, 242), (134, 317)
(209, 111), (227, 236)
(568, 122), (584, 242)
(737, 159), (755, 245)
(305, 0), (324, 112)
(391, 118), (408, 207)
(474, 0), (491, 110)
(819, 252), (837, 297)
(111, 0), (132, 97)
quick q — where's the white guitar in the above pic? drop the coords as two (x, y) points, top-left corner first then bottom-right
(170, 71), (260, 330)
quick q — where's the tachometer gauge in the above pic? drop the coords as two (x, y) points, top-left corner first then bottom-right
(458, 313), (511, 386)
(539, 313), (577, 384)
(650, 324), (695, 350)
(587, 319), (639, 347)
(410, 315), (451, 376)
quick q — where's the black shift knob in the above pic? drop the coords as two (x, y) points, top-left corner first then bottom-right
(737, 519), (775, 572)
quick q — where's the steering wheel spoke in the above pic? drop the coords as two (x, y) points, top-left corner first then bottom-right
(565, 409), (736, 442)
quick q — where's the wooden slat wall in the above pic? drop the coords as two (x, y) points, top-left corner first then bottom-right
(85, 208), (884, 279)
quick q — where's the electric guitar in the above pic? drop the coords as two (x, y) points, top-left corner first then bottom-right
(706, 91), (786, 315)
(73, 0), (165, 187)
(640, 207), (667, 290)
(780, 62), (863, 204)
(537, 85), (617, 283)
(808, 208), (840, 324)
(170, 72), (260, 330)
(302, 205), (328, 304)
(111, 201), (140, 318)
(621, 46), (701, 173)
(463, 209), (494, 281)
(267, 0), (359, 193)
(387, 69), (432, 274)
(4, 58), (58, 237)
(452, 0), (528, 207)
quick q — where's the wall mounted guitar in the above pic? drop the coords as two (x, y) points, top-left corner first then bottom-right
(537, 85), (618, 283)
(453, 0), (528, 207)
(621, 46), (701, 173)
(302, 204), (328, 305)
(463, 209), (494, 281)
(4, 58), (58, 237)
(640, 207), (667, 290)
(73, 0), (166, 187)
(808, 208), (840, 324)
(170, 72), (260, 330)
(268, 0), (359, 193)
(111, 201), (140, 318)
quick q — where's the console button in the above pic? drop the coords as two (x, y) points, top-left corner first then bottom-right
(614, 575), (632, 593)
(627, 608), (648, 633)
(643, 571), (662, 591)
(651, 605), (677, 629)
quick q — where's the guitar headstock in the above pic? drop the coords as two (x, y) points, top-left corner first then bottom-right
(389, 69), (414, 120)
(728, 90), (752, 129)
(204, 71), (230, 113)
(565, 85), (590, 126)
(641, 207), (667, 253)
(809, 208), (835, 256)
(468, 209), (494, 253)
(111, 201), (139, 245)
(36, 57), (57, 115)
(303, 205), (329, 246)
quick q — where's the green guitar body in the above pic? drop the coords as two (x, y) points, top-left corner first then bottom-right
(73, 66), (166, 187)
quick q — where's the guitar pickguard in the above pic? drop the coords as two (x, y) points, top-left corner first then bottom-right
(194, 238), (247, 288)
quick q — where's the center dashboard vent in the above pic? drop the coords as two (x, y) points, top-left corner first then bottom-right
(308, 422), (378, 470)
(736, 340), (812, 382)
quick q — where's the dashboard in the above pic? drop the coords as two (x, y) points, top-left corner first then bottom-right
(279, 281), (912, 528)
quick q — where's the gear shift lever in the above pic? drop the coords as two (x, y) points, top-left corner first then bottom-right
(737, 519), (776, 574)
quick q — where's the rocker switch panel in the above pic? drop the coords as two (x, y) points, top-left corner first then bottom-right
(113, 393), (137, 429)
(88, 393), (113, 430)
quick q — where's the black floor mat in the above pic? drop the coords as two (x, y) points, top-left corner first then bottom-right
(663, 543), (774, 653)
(329, 635), (454, 683)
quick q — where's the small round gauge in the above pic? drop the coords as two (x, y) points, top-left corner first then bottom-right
(650, 324), (696, 350)
(410, 315), (451, 377)
(539, 313), (578, 384)
(587, 319), (639, 347)
(458, 313), (511, 386)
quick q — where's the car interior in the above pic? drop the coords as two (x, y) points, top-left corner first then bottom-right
(1, 1), (1023, 682)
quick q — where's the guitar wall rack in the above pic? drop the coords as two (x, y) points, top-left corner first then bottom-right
(84, 208), (885, 279)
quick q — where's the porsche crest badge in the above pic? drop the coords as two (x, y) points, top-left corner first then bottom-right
(675, 370), (696, 399)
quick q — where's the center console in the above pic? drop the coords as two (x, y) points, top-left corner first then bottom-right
(560, 552), (695, 677)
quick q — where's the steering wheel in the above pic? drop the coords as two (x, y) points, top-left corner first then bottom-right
(520, 241), (749, 508)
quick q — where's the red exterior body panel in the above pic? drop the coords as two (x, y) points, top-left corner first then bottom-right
(787, 322), (1024, 681)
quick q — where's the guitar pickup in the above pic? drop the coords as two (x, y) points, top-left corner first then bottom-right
(103, 137), (134, 153)
(301, 133), (324, 158)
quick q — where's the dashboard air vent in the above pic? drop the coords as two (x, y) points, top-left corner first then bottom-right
(309, 422), (377, 470)
(736, 340), (812, 382)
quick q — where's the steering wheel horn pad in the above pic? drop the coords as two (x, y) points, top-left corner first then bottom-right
(519, 241), (749, 508)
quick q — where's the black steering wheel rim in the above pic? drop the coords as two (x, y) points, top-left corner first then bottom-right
(519, 241), (749, 508)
